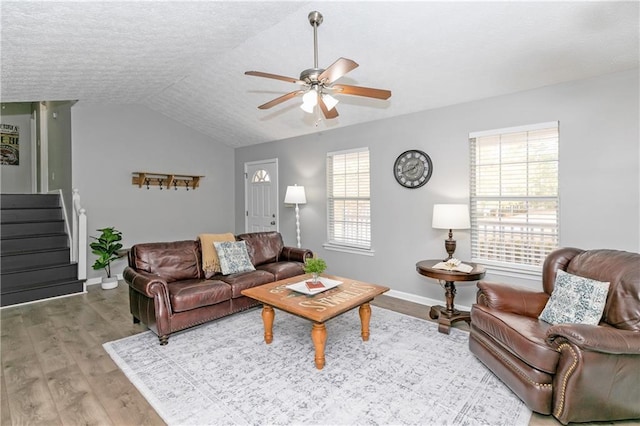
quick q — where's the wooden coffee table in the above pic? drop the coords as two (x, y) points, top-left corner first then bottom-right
(241, 274), (389, 369)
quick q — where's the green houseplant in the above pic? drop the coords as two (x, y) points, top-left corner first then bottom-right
(90, 227), (123, 289)
(303, 257), (327, 283)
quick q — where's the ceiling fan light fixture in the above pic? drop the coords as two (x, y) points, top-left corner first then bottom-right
(322, 93), (339, 110)
(301, 89), (318, 113)
(245, 10), (391, 120)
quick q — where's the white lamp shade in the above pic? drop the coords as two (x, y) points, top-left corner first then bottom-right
(432, 204), (470, 229)
(300, 90), (318, 113)
(322, 93), (339, 110)
(284, 185), (306, 204)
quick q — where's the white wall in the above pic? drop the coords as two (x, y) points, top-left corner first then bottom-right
(1, 103), (32, 193)
(72, 103), (236, 280)
(234, 69), (640, 309)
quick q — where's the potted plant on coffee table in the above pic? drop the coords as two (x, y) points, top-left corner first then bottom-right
(90, 227), (123, 290)
(303, 256), (327, 284)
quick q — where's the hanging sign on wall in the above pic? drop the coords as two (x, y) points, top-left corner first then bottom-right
(0, 123), (19, 166)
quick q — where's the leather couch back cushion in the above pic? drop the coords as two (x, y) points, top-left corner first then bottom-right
(130, 240), (202, 283)
(567, 250), (640, 331)
(237, 231), (283, 266)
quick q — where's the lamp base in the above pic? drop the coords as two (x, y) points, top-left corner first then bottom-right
(444, 238), (457, 261)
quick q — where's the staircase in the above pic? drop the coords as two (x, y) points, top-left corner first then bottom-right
(1, 193), (84, 307)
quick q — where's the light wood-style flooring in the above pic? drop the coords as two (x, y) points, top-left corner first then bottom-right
(1, 283), (636, 426)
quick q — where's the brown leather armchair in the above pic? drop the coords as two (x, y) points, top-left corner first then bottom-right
(469, 248), (640, 425)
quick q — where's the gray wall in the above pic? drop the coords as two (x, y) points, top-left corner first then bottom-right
(72, 103), (236, 280)
(46, 101), (74, 215)
(1, 102), (32, 193)
(234, 69), (640, 309)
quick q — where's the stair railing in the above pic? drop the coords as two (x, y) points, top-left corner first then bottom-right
(72, 189), (88, 280)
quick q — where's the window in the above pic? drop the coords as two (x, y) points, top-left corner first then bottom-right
(325, 148), (371, 252)
(251, 169), (270, 183)
(470, 122), (559, 271)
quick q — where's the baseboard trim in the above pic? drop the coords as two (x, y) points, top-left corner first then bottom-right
(386, 289), (471, 312)
(85, 277), (102, 286)
(86, 273), (123, 286)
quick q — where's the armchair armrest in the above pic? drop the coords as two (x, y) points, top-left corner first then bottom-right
(547, 324), (640, 355)
(280, 246), (313, 263)
(476, 281), (549, 317)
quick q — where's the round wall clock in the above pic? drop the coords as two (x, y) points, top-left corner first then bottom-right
(393, 149), (433, 189)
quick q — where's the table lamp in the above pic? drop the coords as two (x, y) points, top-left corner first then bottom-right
(432, 204), (470, 261)
(284, 185), (307, 248)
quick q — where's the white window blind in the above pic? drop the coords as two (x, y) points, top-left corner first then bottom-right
(326, 148), (371, 250)
(469, 122), (559, 269)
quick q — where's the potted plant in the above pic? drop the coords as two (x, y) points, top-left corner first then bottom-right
(303, 256), (327, 283)
(90, 227), (123, 290)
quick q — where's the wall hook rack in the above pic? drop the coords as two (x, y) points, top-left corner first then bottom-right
(132, 172), (204, 190)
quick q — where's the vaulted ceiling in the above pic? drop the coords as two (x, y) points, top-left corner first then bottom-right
(1, 1), (638, 147)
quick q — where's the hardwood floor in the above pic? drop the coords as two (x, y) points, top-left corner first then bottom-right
(1, 283), (636, 426)
(1, 282), (163, 425)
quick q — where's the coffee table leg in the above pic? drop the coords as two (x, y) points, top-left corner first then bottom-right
(311, 322), (327, 369)
(261, 305), (274, 344)
(359, 302), (371, 341)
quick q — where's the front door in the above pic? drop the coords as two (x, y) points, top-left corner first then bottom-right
(244, 159), (278, 233)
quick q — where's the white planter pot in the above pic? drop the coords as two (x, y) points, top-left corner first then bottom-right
(101, 276), (118, 290)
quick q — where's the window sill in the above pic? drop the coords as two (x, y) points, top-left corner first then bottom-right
(323, 243), (375, 257)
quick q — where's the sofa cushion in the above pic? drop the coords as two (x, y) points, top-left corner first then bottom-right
(168, 279), (232, 312)
(214, 241), (256, 275)
(257, 261), (305, 281)
(237, 231), (284, 266)
(219, 270), (275, 298)
(471, 304), (560, 374)
(130, 240), (202, 283)
(539, 270), (609, 325)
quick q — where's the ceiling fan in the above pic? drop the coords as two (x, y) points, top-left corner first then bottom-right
(245, 11), (391, 120)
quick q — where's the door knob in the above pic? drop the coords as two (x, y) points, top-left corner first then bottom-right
(270, 221), (276, 225)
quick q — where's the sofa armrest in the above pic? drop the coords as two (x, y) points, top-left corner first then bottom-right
(123, 266), (172, 311)
(476, 281), (549, 318)
(280, 246), (313, 263)
(547, 324), (640, 355)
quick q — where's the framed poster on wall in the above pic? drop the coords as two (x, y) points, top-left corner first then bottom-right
(1, 123), (19, 165)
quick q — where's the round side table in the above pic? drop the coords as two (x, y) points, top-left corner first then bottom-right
(416, 260), (486, 334)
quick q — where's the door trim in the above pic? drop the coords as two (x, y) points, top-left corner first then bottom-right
(244, 158), (279, 233)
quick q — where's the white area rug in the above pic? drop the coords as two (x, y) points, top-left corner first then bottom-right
(104, 307), (531, 425)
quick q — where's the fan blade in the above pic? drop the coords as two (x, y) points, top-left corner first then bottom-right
(318, 95), (339, 119)
(332, 84), (391, 100)
(318, 57), (358, 84)
(257, 90), (305, 109)
(245, 71), (305, 85)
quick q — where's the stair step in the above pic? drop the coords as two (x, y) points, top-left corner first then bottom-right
(1, 279), (85, 307)
(1, 234), (69, 253)
(1, 248), (71, 272)
(1, 208), (63, 224)
(1, 263), (78, 292)
(0, 193), (60, 209)
(1, 221), (65, 239)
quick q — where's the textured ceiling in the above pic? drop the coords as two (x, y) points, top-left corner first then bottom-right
(1, 1), (638, 147)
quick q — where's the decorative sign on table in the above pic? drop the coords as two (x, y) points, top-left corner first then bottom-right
(1, 123), (19, 166)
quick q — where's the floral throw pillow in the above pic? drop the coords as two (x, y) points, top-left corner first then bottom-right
(538, 270), (610, 325)
(213, 241), (256, 275)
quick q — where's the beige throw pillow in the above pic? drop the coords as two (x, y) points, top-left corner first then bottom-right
(198, 233), (235, 278)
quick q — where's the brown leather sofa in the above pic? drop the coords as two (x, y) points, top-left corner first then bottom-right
(124, 231), (312, 345)
(469, 247), (640, 424)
